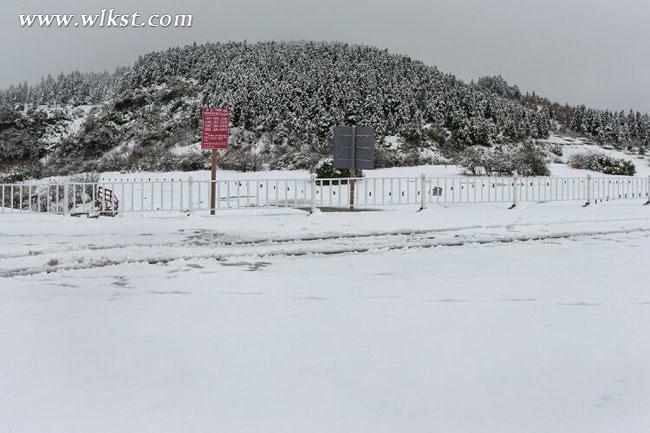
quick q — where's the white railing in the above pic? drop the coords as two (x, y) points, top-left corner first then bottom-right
(0, 178), (314, 215)
(1, 175), (649, 216)
(425, 176), (650, 205)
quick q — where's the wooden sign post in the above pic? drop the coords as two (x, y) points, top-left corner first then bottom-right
(201, 108), (231, 215)
(210, 149), (217, 214)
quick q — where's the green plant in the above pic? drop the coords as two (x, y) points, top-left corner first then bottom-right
(456, 142), (549, 176)
(313, 159), (362, 178)
(548, 144), (563, 156)
(568, 151), (636, 176)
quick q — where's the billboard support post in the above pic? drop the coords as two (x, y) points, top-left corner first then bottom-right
(349, 126), (356, 211)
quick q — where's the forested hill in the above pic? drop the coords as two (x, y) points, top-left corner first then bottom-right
(0, 41), (647, 178)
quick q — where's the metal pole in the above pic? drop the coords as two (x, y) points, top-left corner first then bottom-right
(63, 182), (69, 216)
(509, 175), (518, 209)
(310, 174), (316, 214)
(210, 149), (217, 215)
(419, 174), (426, 211)
(349, 126), (356, 211)
(188, 176), (194, 215)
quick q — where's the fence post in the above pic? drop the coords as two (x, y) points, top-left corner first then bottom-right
(419, 174), (427, 211)
(584, 174), (592, 207)
(310, 174), (317, 214)
(187, 177), (193, 215)
(645, 175), (650, 206)
(509, 175), (518, 209)
(63, 182), (69, 217)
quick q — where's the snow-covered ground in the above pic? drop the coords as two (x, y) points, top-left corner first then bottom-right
(543, 134), (650, 177)
(1, 201), (650, 433)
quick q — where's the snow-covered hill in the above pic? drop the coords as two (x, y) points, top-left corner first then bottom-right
(1, 42), (649, 180)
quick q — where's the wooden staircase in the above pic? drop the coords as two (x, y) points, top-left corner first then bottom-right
(96, 186), (119, 216)
(70, 186), (120, 217)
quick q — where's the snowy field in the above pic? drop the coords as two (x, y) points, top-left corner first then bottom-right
(2, 201), (650, 432)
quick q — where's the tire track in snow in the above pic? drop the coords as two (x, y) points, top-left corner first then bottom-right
(3, 226), (650, 279)
(3, 215), (650, 261)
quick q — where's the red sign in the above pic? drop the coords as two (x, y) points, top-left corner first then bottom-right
(201, 108), (231, 150)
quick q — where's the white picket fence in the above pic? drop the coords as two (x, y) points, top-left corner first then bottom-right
(1, 175), (649, 216)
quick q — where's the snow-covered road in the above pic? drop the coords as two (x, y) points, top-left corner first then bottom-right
(1, 202), (650, 432)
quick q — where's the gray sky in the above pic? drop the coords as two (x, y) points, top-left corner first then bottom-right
(3, 0), (649, 112)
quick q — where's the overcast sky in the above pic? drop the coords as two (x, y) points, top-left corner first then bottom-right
(3, 0), (649, 111)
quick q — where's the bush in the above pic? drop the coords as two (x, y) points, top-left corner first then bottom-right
(0, 163), (44, 183)
(177, 152), (210, 171)
(517, 141), (551, 176)
(218, 145), (265, 172)
(314, 158), (362, 178)
(130, 151), (181, 172)
(548, 144), (563, 156)
(457, 141), (549, 176)
(568, 151), (636, 176)
(70, 172), (100, 184)
(96, 152), (130, 172)
(456, 146), (493, 175)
